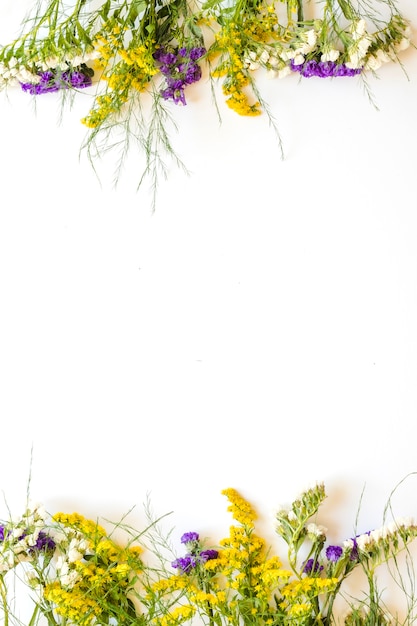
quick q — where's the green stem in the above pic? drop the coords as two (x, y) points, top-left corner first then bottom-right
(297, 0), (304, 23)
(0, 576), (9, 626)
(368, 568), (379, 621)
(28, 603), (40, 626)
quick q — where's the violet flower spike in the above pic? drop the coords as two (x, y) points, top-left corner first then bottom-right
(28, 531), (56, 554)
(155, 46), (206, 105)
(181, 531), (199, 544)
(171, 554), (199, 573)
(302, 558), (324, 574)
(289, 58), (363, 78)
(326, 545), (343, 562)
(200, 549), (219, 562)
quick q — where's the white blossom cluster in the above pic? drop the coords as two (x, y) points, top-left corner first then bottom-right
(0, 49), (99, 89)
(306, 522), (328, 540)
(0, 503), (48, 573)
(343, 516), (417, 562)
(44, 525), (92, 588)
(242, 16), (411, 77)
(0, 504), (94, 591)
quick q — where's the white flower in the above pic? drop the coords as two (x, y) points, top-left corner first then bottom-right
(16, 68), (41, 83)
(300, 29), (317, 48)
(364, 55), (382, 71)
(57, 560), (80, 588)
(376, 49), (392, 63)
(26, 570), (41, 589)
(3, 77), (19, 86)
(321, 48), (340, 62)
(67, 537), (87, 562)
(278, 66), (291, 79)
(288, 510), (298, 522)
(243, 51), (260, 70)
(357, 36), (372, 57)
(280, 48), (297, 61)
(370, 527), (389, 541)
(364, 47), (392, 72)
(247, 50), (257, 61)
(396, 37), (410, 52)
(268, 56), (280, 67)
(2, 68), (19, 80)
(266, 65), (292, 79)
(356, 533), (373, 551)
(68, 54), (84, 67)
(85, 50), (100, 61)
(41, 56), (59, 69)
(293, 53), (305, 66)
(259, 49), (270, 64)
(343, 538), (355, 550)
(67, 547), (84, 562)
(29, 502), (47, 520)
(307, 523), (328, 537)
(345, 53), (362, 69)
(351, 19), (367, 39)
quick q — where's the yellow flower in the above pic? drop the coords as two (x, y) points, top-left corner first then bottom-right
(288, 602), (312, 617)
(52, 512), (106, 538)
(221, 489), (257, 526)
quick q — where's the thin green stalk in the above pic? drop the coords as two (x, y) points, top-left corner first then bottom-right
(0, 576), (9, 626)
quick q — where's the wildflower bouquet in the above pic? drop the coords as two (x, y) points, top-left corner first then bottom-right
(0, 0), (412, 199)
(0, 504), (151, 626)
(1, 482), (417, 626)
(150, 485), (417, 625)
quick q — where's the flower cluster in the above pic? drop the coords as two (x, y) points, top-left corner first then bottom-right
(2, 482), (417, 626)
(0, 504), (55, 574)
(290, 59), (362, 78)
(20, 65), (93, 95)
(0, 0), (412, 201)
(171, 531), (218, 572)
(154, 47), (207, 106)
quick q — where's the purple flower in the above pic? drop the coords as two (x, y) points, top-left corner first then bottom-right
(347, 531), (372, 561)
(181, 532), (200, 544)
(155, 46), (206, 105)
(300, 59), (319, 78)
(171, 554), (199, 572)
(334, 64), (362, 77)
(317, 61), (336, 77)
(290, 59), (363, 78)
(303, 558), (324, 574)
(20, 66), (93, 95)
(21, 71), (59, 94)
(153, 48), (177, 66)
(69, 71), (92, 88)
(290, 59), (303, 73)
(200, 549), (219, 562)
(189, 47), (206, 61)
(326, 545), (343, 562)
(166, 77), (185, 90)
(28, 531), (56, 554)
(185, 64), (202, 85)
(161, 86), (187, 105)
(0, 525), (6, 541)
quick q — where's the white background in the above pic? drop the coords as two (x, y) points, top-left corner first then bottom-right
(0, 0), (417, 619)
